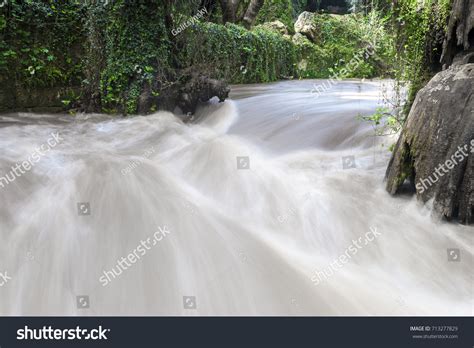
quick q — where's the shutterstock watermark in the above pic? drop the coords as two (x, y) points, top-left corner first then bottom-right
(0, 132), (63, 190)
(171, 7), (208, 36)
(310, 40), (377, 98)
(17, 326), (110, 341)
(99, 226), (171, 286)
(416, 140), (474, 194)
(311, 226), (381, 285)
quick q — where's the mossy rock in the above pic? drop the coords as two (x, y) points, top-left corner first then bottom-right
(386, 58), (474, 224)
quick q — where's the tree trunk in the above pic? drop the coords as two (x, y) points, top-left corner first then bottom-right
(242, 0), (265, 28)
(220, 0), (240, 23)
(200, 0), (218, 17)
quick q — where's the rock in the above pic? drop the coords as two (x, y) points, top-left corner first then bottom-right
(136, 73), (230, 116)
(297, 59), (308, 71)
(292, 32), (312, 46)
(176, 74), (230, 115)
(294, 12), (319, 43)
(261, 20), (289, 35)
(441, 0), (474, 67)
(386, 0), (474, 224)
(385, 57), (474, 224)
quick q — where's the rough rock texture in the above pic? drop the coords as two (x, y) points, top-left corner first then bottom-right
(294, 12), (318, 43)
(386, 0), (474, 224)
(261, 20), (289, 35)
(385, 60), (474, 224)
(135, 74), (230, 116)
(292, 32), (312, 46)
(441, 0), (474, 66)
(175, 74), (230, 115)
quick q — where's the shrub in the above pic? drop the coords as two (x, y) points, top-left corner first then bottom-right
(179, 22), (298, 83)
(99, 1), (170, 114)
(256, 0), (294, 30)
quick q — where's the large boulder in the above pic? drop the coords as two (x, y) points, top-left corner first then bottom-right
(294, 12), (319, 43)
(386, 0), (474, 224)
(385, 57), (474, 224)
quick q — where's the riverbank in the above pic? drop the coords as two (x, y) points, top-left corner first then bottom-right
(0, 3), (393, 115)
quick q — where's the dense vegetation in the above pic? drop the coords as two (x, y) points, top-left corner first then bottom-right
(392, 0), (451, 107)
(0, 2), (84, 88)
(0, 0), (452, 115)
(359, 0), (452, 136)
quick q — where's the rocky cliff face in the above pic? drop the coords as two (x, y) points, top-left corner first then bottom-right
(386, 0), (474, 224)
(385, 59), (474, 224)
(441, 0), (474, 67)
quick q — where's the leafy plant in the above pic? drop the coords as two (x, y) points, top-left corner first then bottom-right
(358, 106), (405, 137)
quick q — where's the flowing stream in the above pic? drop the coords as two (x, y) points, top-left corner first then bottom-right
(0, 79), (472, 315)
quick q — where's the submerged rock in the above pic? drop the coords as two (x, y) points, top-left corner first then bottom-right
(385, 58), (474, 224)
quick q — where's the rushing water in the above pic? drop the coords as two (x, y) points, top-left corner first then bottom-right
(0, 79), (472, 315)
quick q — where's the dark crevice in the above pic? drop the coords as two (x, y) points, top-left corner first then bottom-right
(396, 142), (417, 195)
(450, 205), (460, 220)
(468, 28), (474, 47)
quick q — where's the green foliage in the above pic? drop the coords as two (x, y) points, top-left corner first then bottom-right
(0, 1), (397, 114)
(99, 1), (170, 114)
(295, 12), (394, 78)
(256, 0), (294, 30)
(360, 0), (451, 139)
(0, 0), (171, 114)
(0, 0), (85, 88)
(358, 106), (403, 135)
(179, 22), (298, 83)
(393, 0), (451, 108)
(350, 0), (393, 14)
(179, 11), (394, 83)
